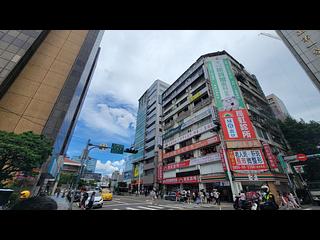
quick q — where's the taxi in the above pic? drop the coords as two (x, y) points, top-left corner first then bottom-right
(101, 189), (113, 201)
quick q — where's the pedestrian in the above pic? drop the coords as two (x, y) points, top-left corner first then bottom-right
(176, 191), (180, 202)
(239, 190), (246, 208)
(288, 192), (300, 208)
(192, 191), (196, 203)
(86, 191), (95, 210)
(80, 189), (89, 210)
(210, 191), (214, 204)
(206, 191), (210, 204)
(214, 189), (221, 205)
(56, 187), (61, 198)
(187, 190), (191, 204)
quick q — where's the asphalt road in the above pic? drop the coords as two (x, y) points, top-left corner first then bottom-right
(95, 195), (234, 210)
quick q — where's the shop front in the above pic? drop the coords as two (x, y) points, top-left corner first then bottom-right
(201, 174), (233, 202)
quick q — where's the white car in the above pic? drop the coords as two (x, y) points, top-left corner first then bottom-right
(85, 191), (103, 209)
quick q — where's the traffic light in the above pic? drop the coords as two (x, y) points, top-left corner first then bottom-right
(124, 147), (138, 154)
(99, 144), (108, 150)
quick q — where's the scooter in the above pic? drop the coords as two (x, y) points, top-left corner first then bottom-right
(233, 196), (252, 210)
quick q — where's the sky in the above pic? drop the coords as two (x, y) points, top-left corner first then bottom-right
(66, 30), (320, 177)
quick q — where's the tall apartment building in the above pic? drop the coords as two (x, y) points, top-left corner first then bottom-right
(266, 94), (290, 122)
(0, 30), (104, 193)
(160, 51), (289, 202)
(276, 30), (320, 92)
(131, 80), (169, 191)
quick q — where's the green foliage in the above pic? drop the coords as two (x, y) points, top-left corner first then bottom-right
(278, 117), (320, 155)
(0, 131), (52, 187)
(58, 172), (77, 186)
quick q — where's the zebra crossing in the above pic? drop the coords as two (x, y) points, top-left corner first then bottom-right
(110, 205), (182, 210)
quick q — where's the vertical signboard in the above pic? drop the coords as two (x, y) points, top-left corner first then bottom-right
(219, 109), (256, 140)
(262, 142), (278, 169)
(206, 57), (245, 111)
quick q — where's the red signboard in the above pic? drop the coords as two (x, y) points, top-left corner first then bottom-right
(227, 149), (268, 171)
(297, 154), (307, 161)
(219, 109), (256, 141)
(163, 135), (220, 159)
(262, 142), (278, 169)
(163, 160), (190, 171)
(162, 176), (199, 185)
(157, 164), (163, 182)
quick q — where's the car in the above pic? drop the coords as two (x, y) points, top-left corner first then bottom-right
(101, 189), (113, 201)
(164, 192), (177, 201)
(84, 191), (103, 209)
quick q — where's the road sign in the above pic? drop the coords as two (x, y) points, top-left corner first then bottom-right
(296, 154), (307, 161)
(110, 143), (124, 154)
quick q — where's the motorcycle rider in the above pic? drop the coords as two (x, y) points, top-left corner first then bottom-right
(260, 185), (279, 210)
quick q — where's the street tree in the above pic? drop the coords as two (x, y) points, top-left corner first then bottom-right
(278, 117), (320, 155)
(0, 131), (52, 187)
(58, 172), (77, 186)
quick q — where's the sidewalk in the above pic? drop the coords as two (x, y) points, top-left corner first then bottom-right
(50, 196), (71, 210)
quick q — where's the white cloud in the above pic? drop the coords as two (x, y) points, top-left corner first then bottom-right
(79, 96), (136, 138)
(95, 159), (126, 177)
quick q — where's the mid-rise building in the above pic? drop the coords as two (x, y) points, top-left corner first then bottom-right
(61, 157), (81, 174)
(266, 94), (290, 122)
(131, 80), (169, 191)
(160, 51), (289, 202)
(0, 30), (104, 194)
(276, 30), (320, 92)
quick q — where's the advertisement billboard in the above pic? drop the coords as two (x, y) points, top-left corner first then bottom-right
(227, 149), (268, 172)
(219, 109), (256, 141)
(163, 160), (190, 171)
(206, 57), (245, 111)
(162, 176), (199, 185)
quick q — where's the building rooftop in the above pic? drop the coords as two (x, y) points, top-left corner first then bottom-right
(63, 157), (81, 166)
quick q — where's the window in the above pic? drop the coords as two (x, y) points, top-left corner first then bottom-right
(163, 157), (175, 165)
(200, 145), (216, 156)
(191, 83), (206, 95)
(165, 145), (174, 153)
(180, 151), (194, 161)
(180, 139), (192, 148)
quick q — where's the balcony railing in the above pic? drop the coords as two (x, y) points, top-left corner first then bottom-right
(176, 109), (191, 122)
(143, 162), (155, 171)
(145, 139), (155, 149)
(193, 97), (211, 113)
(164, 121), (174, 131)
(144, 149), (155, 159)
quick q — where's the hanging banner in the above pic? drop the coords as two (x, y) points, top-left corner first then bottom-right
(163, 160), (190, 171)
(262, 142), (278, 169)
(219, 109), (256, 141)
(206, 57), (245, 111)
(227, 149), (268, 172)
(219, 148), (227, 172)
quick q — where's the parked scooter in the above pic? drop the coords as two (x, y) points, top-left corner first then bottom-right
(233, 196), (252, 210)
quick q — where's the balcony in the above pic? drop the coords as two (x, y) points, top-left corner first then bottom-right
(143, 174), (155, 184)
(145, 139), (155, 149)
(144, 149), (155, 159)
(146, 115), (156, 126)
(193, 97), (211, 113)
(143, 162), (155, 171)
(146, 129), (156, 140)
(164, 121), (174, 131)
(176, 109), (191, 122)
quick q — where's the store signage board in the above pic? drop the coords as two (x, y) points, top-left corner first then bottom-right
(227, 149), (268, 171)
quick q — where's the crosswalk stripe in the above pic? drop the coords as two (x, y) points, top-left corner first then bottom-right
(126, 207), (140, 210)
(146, 205), (164, 209)
(137, 206), (157, 210)
(158, 205), (183, 209)
(112, 209), (120, 210)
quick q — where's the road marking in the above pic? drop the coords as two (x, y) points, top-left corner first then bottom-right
(112, 209), (120, 210)
(146, 205), (164, 209)
(158, 205), (183, 209)
(126, 207), (140, 210)
(137, 206), (157, 210)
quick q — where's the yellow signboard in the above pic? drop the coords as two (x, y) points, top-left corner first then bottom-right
(134, 165), (139, 177)
(226, 140), (261, 149)
(189, 91), (202, 102)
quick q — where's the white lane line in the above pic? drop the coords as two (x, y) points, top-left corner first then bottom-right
(112, 209), (120, 210)
(146, 205), (164, 209)
(102, 202), (146, 208)
(111, 200), (127, 204)
(137, 206), (157, 210)
(158, 205), (184, 209)
(126, 207), (140, 210)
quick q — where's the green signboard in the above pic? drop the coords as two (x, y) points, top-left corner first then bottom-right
(206, 57), (245, 111)
(111, 143), (124, 154)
